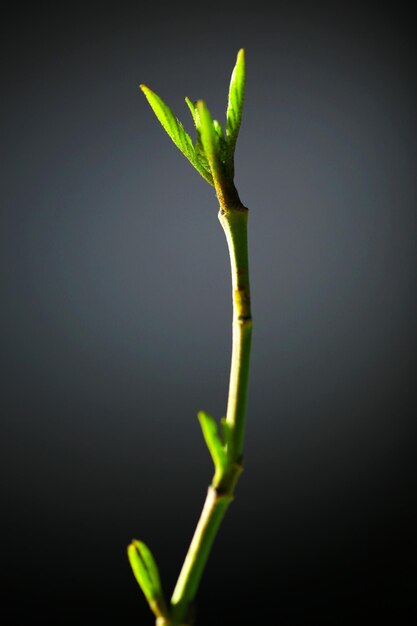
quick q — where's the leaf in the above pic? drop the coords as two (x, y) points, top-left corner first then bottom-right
(198, 411), (227, 476)
(226, 49), (245, 157)
(140, 85), (213, 185)
(127, 539), (168, 619)
(196, 101), (223, 185)
(196, 101), (216, 161)
(187, 100), (212, 176)
(213, 120), (228, 164)
(140, 85), (193, 159)
(185, 96), (197, 126)
(213, 119), (224, 140)
(220, 417), (233, 454)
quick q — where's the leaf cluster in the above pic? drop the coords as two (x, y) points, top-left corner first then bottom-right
(140, 49), (245, 189)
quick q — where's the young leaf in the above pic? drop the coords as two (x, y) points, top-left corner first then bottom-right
(226, 49), (245, 159)
(198, 411), (227, 479)
(196, 100), (223, 186)
(185, 99), (228, 180)
(127, 539), (168, 619)
(140, 85), (213, 185)
(185, 96), (197, 126)
(213, 120), (228, 165)
(213, 119), (224, 140)
(220, 417), (234, 455)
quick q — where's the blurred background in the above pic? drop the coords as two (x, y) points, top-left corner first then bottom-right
(1, 2), (416, 624)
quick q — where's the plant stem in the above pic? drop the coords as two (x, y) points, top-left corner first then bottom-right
(219, 205), (252, 460)
(169, 487), (233, 624)
(167, 200), (252, 626)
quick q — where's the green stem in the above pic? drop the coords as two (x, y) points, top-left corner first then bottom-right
(169, 487), (233, 624)
(166, 200), (252, 626)
(218, 205), (252, 460)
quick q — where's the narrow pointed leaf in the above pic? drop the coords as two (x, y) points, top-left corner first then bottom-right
(226, 49), (245, 152)
(130, 540), (163, 592)
(185, 97), (197, 126)
(140, 85), (213, 185)
(220, 418), (233, 452)
(140, 85), (194, 159)
(213, 120), (228, 165)
(198, 411), (227, 474)
(213, 119), (224, 140)
(196, 101), (216, 161)
(196, 101), (223, 184)
(127, 539), (168, 618)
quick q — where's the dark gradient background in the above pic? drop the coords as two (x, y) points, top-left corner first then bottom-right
(1, 2), (416, 625)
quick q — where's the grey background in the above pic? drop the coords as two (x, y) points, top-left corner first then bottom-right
(1, 2), (416, 624)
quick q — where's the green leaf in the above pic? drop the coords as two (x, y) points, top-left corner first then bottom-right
(213, 119), (224, 140)
(140, 85), (213, 185)
(196, 101), (216, 161)
(196, 101), (223, 185)
(186, 99), (212, 175)
(127, 539), (168, 619)
(226, 49), (245, 158)
(213, 120), (228, 165)
(220, 417), (233, 454)
(185, 97), (197, 126)
(198, 411), (227, 480)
